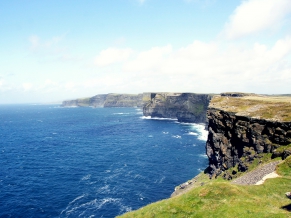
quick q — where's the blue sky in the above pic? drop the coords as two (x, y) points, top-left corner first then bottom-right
(0, 0), (291, 103)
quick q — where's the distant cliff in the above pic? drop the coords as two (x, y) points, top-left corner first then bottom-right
(143, 93), (212, 123)
(61, 93), (144, 108)
(206, 94), (291, 178)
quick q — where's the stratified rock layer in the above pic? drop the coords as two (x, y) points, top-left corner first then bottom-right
(143, 93), (212, 123)
(206, 95), (291, 178)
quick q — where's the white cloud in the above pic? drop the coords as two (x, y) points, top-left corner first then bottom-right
(94, 48), (133, 67)
(64, 82), (77, 91)
(117, 38), (291, 94)
(223, 0), (291, 39)
(123, 45), (172, 72)
(22, 83), (33, 91)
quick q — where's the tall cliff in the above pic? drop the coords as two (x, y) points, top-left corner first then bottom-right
(61, 93), (144, 108)
(206, 94), (291, 178)
(143, 93), (212, 123)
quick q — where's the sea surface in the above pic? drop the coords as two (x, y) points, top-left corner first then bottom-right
(0, 105), (208, 217)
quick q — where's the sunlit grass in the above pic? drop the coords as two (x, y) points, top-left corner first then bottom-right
(118, 157), (291, 218)
(209, 95), (291, 121)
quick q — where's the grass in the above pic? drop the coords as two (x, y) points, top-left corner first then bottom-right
(209, 95), (291, 122)
(117, 157), (291, 218)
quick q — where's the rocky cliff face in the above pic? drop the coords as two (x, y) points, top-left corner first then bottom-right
(206, 94), (291, 178)
(143, 93), (212, 123)
(61, 93), (144, 108)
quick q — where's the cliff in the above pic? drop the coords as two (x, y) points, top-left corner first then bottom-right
(206, 94), (291, 178)
(143, 93), (212, 123)
(61, 93), (144, 108)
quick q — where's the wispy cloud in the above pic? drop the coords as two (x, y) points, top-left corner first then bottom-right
(94, 48), (133, 67)
(29, 35), (63, 51)
(222, 0), (291, 39)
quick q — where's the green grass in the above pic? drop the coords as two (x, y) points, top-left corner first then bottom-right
(209, 95), (291, 121)
(117, 157), (291, 218)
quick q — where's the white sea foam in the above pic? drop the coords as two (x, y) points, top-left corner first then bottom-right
(198, 154), (208, 159)
(189, 123), (208, 141)
(69, 194), (86, 205)
(140, 116), (178, 121)
(159, 176), (165, 184)
(162, 131), (169, 134)
(172, 135), (181, 139)
(187, 131), (198, 136)
(113, 113), (130, 115)
(81, 174), (91, 181)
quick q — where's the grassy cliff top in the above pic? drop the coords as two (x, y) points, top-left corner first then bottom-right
(118, 156), (291, 218)
(209, 95), (291, 122)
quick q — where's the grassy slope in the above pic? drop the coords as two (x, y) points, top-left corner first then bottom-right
(118, 157), (291, 218)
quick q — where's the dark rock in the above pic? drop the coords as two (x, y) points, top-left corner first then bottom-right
(238, 162), (248, 172)
(143, 93), (212, 123)
(206, 107), (291, 177)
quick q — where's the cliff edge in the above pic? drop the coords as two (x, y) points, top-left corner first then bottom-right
(143, 92), (212, 123)
(206, 93), (291, 178)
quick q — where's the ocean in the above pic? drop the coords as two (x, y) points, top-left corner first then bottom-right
(0, 105), (208, 217)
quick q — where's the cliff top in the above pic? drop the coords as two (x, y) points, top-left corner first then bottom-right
(118, 156), (291, 217)
(209, 94), (291, 122)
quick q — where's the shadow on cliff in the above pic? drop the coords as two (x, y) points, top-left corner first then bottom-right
(281, 204), (291, 212)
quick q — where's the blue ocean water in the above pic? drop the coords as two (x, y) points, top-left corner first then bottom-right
(0, 105), (208, 217)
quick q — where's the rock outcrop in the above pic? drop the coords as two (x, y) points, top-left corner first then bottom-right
(206, 94), (291, 178)
(61, 93), (144, 108)
(143, 93), (212, 123)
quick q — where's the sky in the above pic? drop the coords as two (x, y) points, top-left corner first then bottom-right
(0, 0), (291, 104)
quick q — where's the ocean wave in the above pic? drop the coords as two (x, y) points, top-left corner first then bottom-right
(81, 174), (91, 181)
(140, 116), (178, 121)
(198, 154), (208, 159)
(162, 131), (169, 134)
(189, 123), (208, 141)
(69, 194), (86, 205)
(186, 131), (198, 136)
(61, 197), (129, 217)
(113, 113), (130, 115)
(172, 135), (181, 139)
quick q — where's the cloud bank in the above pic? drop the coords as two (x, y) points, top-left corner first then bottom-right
(223, 0), (291, 39)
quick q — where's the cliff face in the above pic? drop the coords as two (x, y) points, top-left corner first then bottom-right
(61, 93), (144, 108)
(103, 94), (143, 107)
(206, 95), (291, 178)
(143, 93), (212, 123)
